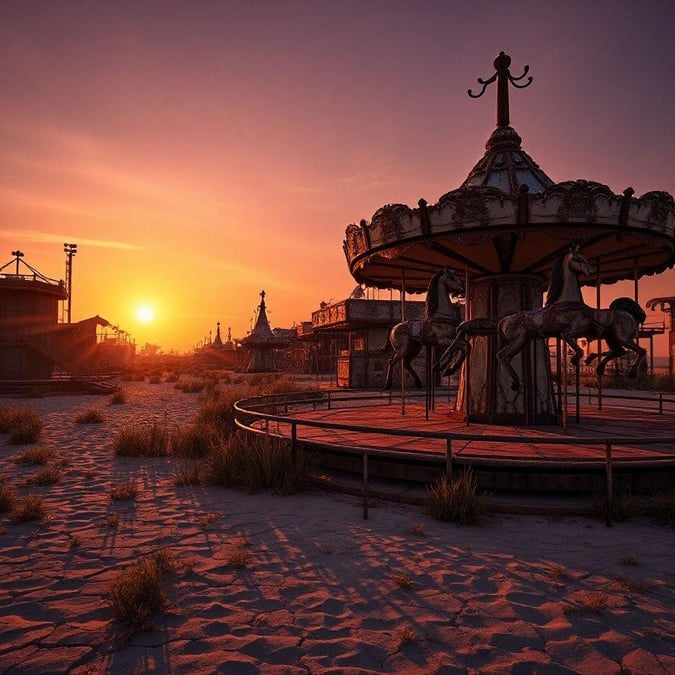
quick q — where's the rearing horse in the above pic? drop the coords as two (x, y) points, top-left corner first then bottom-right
(384, 268), (464, 389)
(435, 245), (595, 377)
(497, 248), (646, 390)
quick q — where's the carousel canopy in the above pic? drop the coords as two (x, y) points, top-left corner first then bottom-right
(344, 52), (675, 293)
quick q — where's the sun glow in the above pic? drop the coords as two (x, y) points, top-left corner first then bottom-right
(136, 305), (155, 323)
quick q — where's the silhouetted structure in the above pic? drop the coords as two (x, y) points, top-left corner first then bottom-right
(311, 296), (426, 387)
(343, 52), (675, 424)
(240, 290), (291, 372)
(0, 251), (132, 380)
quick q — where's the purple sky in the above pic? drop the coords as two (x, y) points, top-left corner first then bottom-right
(1, 0), (674, 353)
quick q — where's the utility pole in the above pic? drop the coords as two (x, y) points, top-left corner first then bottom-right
(63, 243), (77, 323)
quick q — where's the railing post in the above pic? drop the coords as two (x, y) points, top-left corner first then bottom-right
(446, 437), (453, 479)
(362, 451), (369, 520)
(291, 422), (297, 466)
(327, 391), (331, 410)
(659, 393), (663, 415)
(604, 442), (613, 527)
(265, 418), (269, 435)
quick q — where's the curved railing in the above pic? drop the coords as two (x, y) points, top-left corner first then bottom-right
(234, 388), (675, 521)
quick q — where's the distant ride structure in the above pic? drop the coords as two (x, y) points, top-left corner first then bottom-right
(646, 297), (675, 377)
(343, 52), (675, 424)
(240, 290), (291, 372)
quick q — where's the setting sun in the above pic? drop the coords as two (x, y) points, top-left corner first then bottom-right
(136, 305), (155, 324)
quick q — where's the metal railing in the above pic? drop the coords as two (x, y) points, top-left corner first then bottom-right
(234, 388), (675, 523)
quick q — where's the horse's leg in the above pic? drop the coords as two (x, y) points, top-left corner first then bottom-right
(434, 332), (463, 373)
(384, 329), (404, 390)
(595, 334), (625, 377)
(561, 333), (584, 366)
(403, 342), (423, 388)
(620, 337), (647, 378)
(496, 334), (529, 391)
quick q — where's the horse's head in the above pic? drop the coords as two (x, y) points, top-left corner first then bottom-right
(566, 246), (595, 279)
(440, 267), (465, 299)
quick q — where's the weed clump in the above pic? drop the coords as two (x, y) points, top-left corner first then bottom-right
(14, 446), (56, 465)
(10, 495), (47, 523)
(0, 406), (42, 444)
(109, 390), (127, 405)
(425, 470), (486, 525)
(201, 433), (311, 494)
(107, 549), (177, 634)
(75, 408), (105, 424)
(113, 422), (171, 457)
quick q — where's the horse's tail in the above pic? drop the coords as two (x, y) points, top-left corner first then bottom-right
(609, 297), (646, 325)
(376, 327), (394, 354)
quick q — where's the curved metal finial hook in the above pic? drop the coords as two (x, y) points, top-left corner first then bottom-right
(468, 52), (533, 127)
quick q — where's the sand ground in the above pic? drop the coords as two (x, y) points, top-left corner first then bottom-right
(0, 381), (673, 674)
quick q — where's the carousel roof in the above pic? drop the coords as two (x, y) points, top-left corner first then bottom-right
(344, 52), (675, 293)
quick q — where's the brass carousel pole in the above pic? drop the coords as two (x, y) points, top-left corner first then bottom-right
(596, 260), (603, 411)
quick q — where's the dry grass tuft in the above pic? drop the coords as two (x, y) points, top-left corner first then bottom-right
(24, 468), (62, 487)
(103, 513), (120, 528)
(0, 483), (17, 513)
(201, 433), (311, 494)
(110, 481), (138, 501)
(549, 565), (567, 579)
(75, 408), (105, 424)
(109, 389), (128, 405)
(14, 446), (56, 465)
(172, 422), (221, 459)
(0, 406), (43, 445)
(425, 470), (486, 525)
(107, 548), (176, 634)
(113, 422), (171, 457)
(564, 592), (608, 615)
(226, 545), (251, 568)
(197, 512), (220, 528)
(395, 626), (417, 648)
(172, 462), (201, 486)
(10, 495), (47, 523)
(392, 572), (413, 589)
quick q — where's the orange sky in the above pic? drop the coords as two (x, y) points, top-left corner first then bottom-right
(2, 1), (674, 355)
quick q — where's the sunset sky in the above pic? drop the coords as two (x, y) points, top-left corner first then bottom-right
(2, 0), (674, 355)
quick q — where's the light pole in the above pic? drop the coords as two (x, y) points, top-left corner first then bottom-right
(10, 250), (24, 276)
(63, 243), (77, 323)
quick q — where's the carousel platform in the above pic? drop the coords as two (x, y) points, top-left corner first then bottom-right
(247, 389), (675, 500)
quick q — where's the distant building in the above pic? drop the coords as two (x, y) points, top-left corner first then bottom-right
(311, 296), (426, 388)
(0, 253), (132, 380)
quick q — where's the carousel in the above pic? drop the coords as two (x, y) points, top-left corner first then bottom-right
(343, 52), (675, 425)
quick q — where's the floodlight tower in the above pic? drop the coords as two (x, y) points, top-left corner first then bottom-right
(10, 250), (24, 275)
(64, 243), (77, 323)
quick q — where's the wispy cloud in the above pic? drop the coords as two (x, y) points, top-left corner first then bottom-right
(0, 229), (143, 251)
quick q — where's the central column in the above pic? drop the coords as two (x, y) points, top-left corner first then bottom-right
(455, 273), (557, 424)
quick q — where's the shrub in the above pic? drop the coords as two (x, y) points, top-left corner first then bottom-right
(14, 446), (56, 465)
(0, 483), (17, 513)
(10, 495), (47, 523)
(24, 468), (61, 486)
(110, 481), (138, 501)
(172, 422), (221, 459)
(148, 375), (162, 384)
(75, 408), (105, 424)
(425, 470), (486, 525)
(0, 407), (42, 444)
(113, 422), (171, 457)
(173, 462), (202, 486)
(109, 390), (127, 405)
(195, 389), (245, 438)
(202, 433), (311, 494)
(107, 549), (176, 633)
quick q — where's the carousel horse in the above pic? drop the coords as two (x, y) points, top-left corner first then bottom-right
(435, 245), (595, 378)
(496, 247), (646, 390)
(383, 267), (464, 390)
